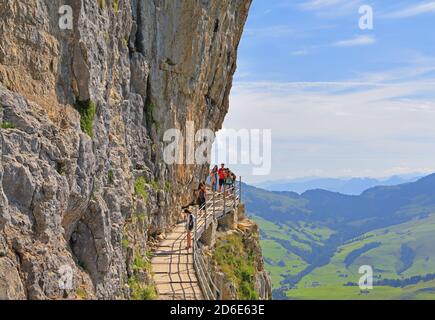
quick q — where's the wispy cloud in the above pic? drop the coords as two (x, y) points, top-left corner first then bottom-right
(244, 25), (296, 38)
(225, 61), (435, 181)
(385, 1), (435, 18)
(333, 35), (376, 47)
(301, 0), (350, 10)
(299, 0), (362, 16)
(291, 49), (311, 56)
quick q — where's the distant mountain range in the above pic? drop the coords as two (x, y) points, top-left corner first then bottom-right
(255, 174), (422, 195)
(243, 173), (435, 300)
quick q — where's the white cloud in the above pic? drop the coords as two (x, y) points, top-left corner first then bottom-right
(244, 25), (296, 38)
(299, 0), (362, 16)
(220, 63), (435, 182)
(301, 0), (348, 10)
(301, 0), (350, 10)
(357, 54), (435, 82)
(333, 35), (376, 47)
(291, 49), (311, 56)
(386, 1), (435, 18)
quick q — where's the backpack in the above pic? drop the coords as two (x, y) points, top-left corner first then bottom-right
(198, 189), (206, 202)
(188, 214), (194, 231)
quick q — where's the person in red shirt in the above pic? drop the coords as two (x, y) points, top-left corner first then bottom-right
(218, 163), (226, 193)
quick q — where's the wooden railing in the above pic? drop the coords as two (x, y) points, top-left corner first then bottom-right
(193, 177), (242, 300)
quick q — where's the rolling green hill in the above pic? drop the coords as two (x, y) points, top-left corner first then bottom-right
(243, 174), (435, 300)
(292, 214), (435, 300)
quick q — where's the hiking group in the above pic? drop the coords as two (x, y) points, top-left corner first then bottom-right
(184, 163), (238, 250)
(210, 163), (237, 194)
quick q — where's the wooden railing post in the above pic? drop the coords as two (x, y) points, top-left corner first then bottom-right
(239, 176), (242, 203)
(204, 194), (207, 228)
(223, 184), (226, 214)
(212, 191), (216, 218)
(194, 206), (198, 256)
(193, 189), (227, 301)
(233, 184), (236, 209)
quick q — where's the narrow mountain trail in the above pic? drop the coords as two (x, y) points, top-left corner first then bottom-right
(151, 190), (238, 300)
(151, 222), (203, 300)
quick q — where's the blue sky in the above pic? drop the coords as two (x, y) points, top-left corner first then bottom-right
(214, 0), (435, 183)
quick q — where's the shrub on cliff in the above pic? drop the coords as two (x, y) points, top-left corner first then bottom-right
(213, 233), (259, 300)
(75, 100), (96, 138)
(1, 122), (16, 129)
(134, 177), (149, 202)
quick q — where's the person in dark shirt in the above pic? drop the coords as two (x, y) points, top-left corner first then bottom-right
(184, 209), (195, 250)
(197, 183), (206, 213)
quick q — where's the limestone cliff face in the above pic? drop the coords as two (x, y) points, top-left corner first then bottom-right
(0, 0), (252, 299)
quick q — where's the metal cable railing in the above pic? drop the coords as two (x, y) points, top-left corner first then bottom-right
(192, 177), (242, 300)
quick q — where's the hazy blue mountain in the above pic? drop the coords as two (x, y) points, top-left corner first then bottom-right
(246, 174), (435, 231)
(255, 175), (422, 195)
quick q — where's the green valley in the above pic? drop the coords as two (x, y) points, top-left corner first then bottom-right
(243, 174), (435, 300)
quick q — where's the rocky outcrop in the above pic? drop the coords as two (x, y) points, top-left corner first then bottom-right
(201, 204), (272, 300)
(0, 0), (251, 300)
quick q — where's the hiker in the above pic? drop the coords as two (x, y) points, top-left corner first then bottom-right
(225, 169), (234, 196)
(218, 163), (226, 192)
(185, 209), (195, 250)
(210, 165), (218, 192)
(231, 171), (237, 188)
(197, 183), (206, 213)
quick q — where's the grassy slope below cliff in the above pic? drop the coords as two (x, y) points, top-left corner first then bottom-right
(213, 232), (260, 300)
